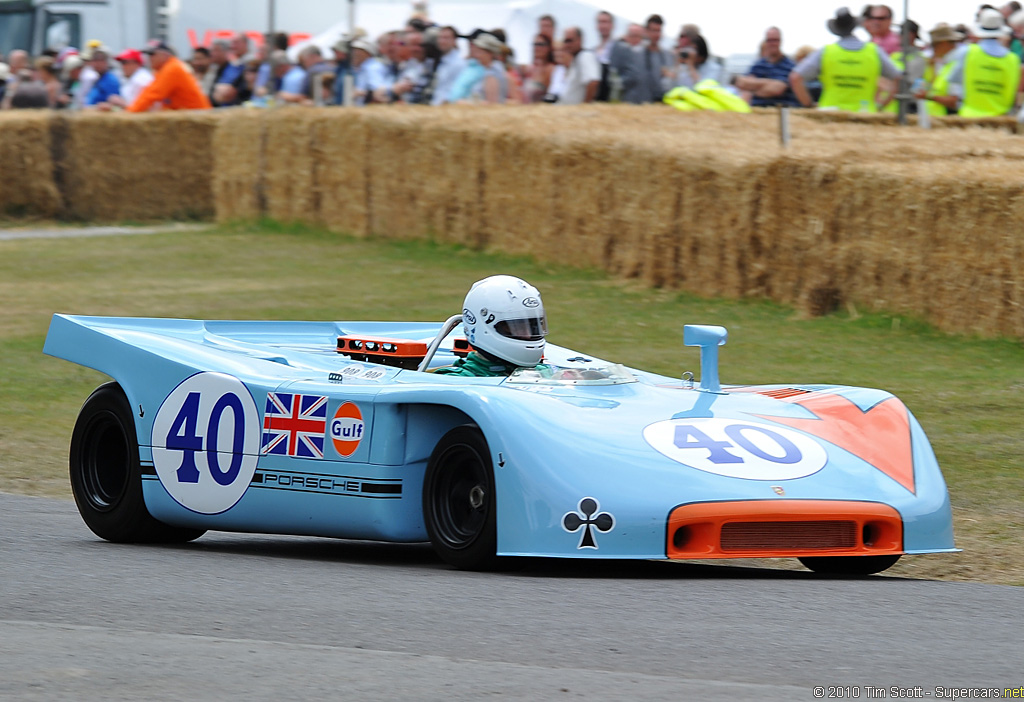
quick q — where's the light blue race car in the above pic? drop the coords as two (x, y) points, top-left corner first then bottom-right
(43, 314), (956, 573)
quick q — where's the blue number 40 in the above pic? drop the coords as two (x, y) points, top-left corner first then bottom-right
(165, 391), (246, 485)
(673, 423), (801, 465)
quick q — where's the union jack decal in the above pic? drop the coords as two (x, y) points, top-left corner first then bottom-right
(261, 393), (328, 459)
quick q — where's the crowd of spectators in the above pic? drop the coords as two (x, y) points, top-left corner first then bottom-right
(1, 3), (1023, 117)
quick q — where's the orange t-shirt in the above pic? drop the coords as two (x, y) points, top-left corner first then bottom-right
(127, 56), (212, 112)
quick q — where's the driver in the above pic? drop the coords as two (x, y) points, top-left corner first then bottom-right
(434, 275), (548, 377)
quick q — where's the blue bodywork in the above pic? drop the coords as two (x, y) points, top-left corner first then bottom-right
(43, 314), (956, 559)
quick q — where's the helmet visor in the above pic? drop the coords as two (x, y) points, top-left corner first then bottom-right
(494, 316), (548, 341)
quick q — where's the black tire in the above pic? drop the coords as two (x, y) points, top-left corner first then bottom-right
(70, 382), (205, 544)
(798, 554), (901, 576)
(422, 425), (500, 570)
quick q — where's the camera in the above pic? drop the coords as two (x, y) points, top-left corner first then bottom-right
(679, 48), (693, 60)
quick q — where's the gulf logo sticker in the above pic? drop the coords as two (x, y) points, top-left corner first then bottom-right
(643, 417), (827, 481)
(331, 402), (365, 457)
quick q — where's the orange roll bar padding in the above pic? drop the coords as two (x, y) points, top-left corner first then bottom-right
(337, 336), (429, 358)
(666, 500), (903, 560)
(452, 338), (474, 357)
(337, 336), (429, 370)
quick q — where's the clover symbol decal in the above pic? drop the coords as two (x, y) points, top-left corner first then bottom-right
(562, 497), (615, 549)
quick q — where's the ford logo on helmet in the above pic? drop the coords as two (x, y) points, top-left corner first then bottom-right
(523, 297), (540, 308)
(463, 308), (477, 324)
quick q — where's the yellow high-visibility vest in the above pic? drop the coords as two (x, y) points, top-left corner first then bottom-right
(819, 43), (882, 112)
(960, 44), (1021, 117)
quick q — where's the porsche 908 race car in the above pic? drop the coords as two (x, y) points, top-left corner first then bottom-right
(43, 314), (956, 573)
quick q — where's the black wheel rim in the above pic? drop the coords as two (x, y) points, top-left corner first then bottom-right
(430, 443), (488, 550)
(79, 411), (131, 512)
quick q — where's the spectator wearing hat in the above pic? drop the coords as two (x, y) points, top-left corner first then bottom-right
(448, 30), (488, 102)
(735, 27), (799, 107)
(84, 47), (121, 107)
(1006, 9), (1024, 59)
(862, 5), (901, 55)
(110, 49), (153, 107)
(350, 38), (392, 105)
(947, 8), (1021, 116)
(330, 36), (353, 105)
(790, 7), (901, 111)
(56, 55), (85, 109)
(913, 23), (965, 116)
(431, 25), (465, 105)
(465, 32), (509, 103)
(560, 26), (601, 104)
(127, 42), (211, 112)
(880, 19), (926, 111)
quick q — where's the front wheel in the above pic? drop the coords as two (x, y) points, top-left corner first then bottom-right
(70, 382), (205, 544)
(798, 554), (901, 576)
(422, 425), (499, 570)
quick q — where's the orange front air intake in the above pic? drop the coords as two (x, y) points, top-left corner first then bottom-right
(666, 500), (903, 559)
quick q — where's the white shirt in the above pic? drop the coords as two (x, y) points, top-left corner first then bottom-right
(121, 67), (154, 105)
(431, 49), (466, 105)
(560, 50), (600, 105)
(547, 65), (568, 99)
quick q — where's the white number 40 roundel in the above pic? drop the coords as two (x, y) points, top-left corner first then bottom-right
(152, 372), (261, 514)
(643, 417), (827, 480)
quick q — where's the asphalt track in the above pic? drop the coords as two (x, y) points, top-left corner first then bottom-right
(2, 493), (1022, 701)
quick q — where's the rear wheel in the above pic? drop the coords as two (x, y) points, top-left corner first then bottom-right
(70, 382), (205, 543)
(798, 554), (901, 576)
(422, 426), (499, 570)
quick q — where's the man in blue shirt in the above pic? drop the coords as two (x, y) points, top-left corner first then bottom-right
(350, 38), (392, 105)
(85, 48), (121, 107)
(733, 27), (799, 107)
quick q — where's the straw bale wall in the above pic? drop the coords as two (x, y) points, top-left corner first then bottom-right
(0, 112), (60, 217)
(3, 107), (1023, 339)
(59, 111), (216, 221)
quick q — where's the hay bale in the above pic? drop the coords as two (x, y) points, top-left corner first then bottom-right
(0, 112), (60, 217)
(212, 109), (265, 221)
(312, 110), (370, 235)
(261, 109), (322, 222)
(364, 108), (434, 240)
(63, 111), (216, 221)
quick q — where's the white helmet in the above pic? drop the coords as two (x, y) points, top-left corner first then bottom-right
(462, 275), (547, 366)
